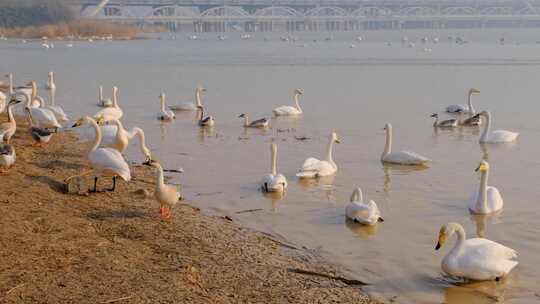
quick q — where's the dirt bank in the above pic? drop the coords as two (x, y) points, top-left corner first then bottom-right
(0, 117), (377, 304)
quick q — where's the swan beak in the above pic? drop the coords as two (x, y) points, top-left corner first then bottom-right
(430, 113), (437, 118)
(435, 233), (445, 250)
(474, 165), (480, 172)
(475, 163), (488, 172)
(335, 139), (341, 144)
(378, 217), (384, 222)
(71, 120), (82, 128)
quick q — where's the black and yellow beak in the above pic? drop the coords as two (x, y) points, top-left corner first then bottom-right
(435, 233), (445, 251)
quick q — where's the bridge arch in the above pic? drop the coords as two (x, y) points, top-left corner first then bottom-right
(148, 5), (198, 17)
(254, 6), (302, 17)
(399, 6), (439, 16)
(305, 6), (348, 17)
(441, 7), (476, 15)
(479, 7), (512, 15)
(352, 6), (392, 17)
(201, 6), (249, 17)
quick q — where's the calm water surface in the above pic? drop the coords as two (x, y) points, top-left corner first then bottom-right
(1, 29), (540, 303)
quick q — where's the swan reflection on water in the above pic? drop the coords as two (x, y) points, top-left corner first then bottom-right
(262, 190), (285, 212)
(297, 175), (336, 201)
(345, 218), (379, 238)
(442, 280), (506, 304)
(381, 163), (429, 193)
(469, 210), (502, 238)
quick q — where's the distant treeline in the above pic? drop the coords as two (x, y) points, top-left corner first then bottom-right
(0, 0), (74, 28)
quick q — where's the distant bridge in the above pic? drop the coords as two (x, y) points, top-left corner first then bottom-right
(64, 0), (540, 32)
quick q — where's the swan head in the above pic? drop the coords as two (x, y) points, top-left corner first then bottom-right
(94, 115), (106, 125)
(159, 92), (166, 101)
(72, 116), (95, 128)
(330, 131), (340, 144)
(8, 95), (22, 106)
(383, 123), (392, 132)
(435, 222), (462, 250)
(294, 88), (303, 95)
(478, 110), (490, 118)
(430, 113), (438, 118)
(469, 88), (480, 95)
(475, 160), (489, 172)
(238, 113), (246, 118)
(197, 86), (207, 93)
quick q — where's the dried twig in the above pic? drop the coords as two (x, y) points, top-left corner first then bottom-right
(100, 295), (134, 304)
(5, 283), (25, 296)
(288, 268), (369, 286)
(235, 208), (263, 214)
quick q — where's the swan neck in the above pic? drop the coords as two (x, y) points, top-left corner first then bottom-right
(480, 113), (491, 141)
(243, 115), (249, 127)
(160, 96), (166, 112)
(196, 90), (202, 107)
(7, 103), (15, 124)
(156, 165), (165, 188)
(450, 225), (467, 254)
(468, 92), (475, 114)
(350, 188), (363, 202)
(383, 127), (392, 158)
(88, 117), (102, 153)
(49, 87), (56, 106)
(131, 128), (150, 158)
(271, 144), (277, 176)
(326, 137), (335, 165)
(294, 93), (302, 112)
(476, 169), (489, 212)
(31, 82), (37, 99)
(113, 89), (119, 108)
(99, 86), (103, 100)
(8, 74), (14, 95)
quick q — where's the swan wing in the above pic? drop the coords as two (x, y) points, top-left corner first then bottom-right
(88, 148), (131, 181)
(273, 106), (300, 116)
(30, 108), (61, 128)
(486, 186), (504, 212)
(249, 118), (269, 127)
(489, 130), (519, 143)
(384, 151), (430, 165)
(95, 107), (123, 121)
(457, 238), (518, 279)
(296, 157), (321, 177)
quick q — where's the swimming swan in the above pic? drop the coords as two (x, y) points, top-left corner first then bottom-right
(273, 88), (303, 116)
(98, 86), (113, 107)
(261, 143), (287, 193)
(70, 116), (131, 192)
(297, 131), (340, 178)
(446, 88), (480, 114)
(239, 113), (269, 128)
(197, 106), (215, 127)
(143, 159), (182, 219)
(468, 160), (503, 214)
(435, 222), (518, 281)
(381, 123), (430, 165)
(168, 86), (206, 111)
(94, 86), (123, 122)
(431, 113), (458, 128)
(345, 187), (383, 225)
(157, 93), (175, 121)
(478, 111), (519, 143)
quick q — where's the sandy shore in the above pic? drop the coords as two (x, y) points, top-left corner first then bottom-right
(0, 117), (377, 304)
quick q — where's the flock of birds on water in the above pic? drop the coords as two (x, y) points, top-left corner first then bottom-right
(0, 68), (521, 284)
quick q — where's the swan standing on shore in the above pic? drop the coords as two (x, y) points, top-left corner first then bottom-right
(98, 86), (113, 107)
(261, 143), (287, 193)
(143, 159), (182, 219)
(97, 118), (152, 160)
(446, 88), (480, 114)
(94, 86), (123, 122)
(478, 111), (519, 143)
(197, 106), (215, 127)
(431, 113), (458, 128)
(273, 89), (303, 116)
(239, 114), (269, 128)
(43, 72), (68, 122)
(435, 222), (518, 281)
(69, 116), (131, 192)
(345, 187), (383, 225)
(168, 86), (206, 111)
(381, 123), (430, 165)
(297, 131), (340, 178)
(0, 97), (22, 143)
(0, 143), (15, 173)
(20, 91), (61, 130)
(157, 93), (175, 121)
(469, 160), (503, 214)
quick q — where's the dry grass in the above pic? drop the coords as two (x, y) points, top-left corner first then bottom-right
(0, 20), (142, 40)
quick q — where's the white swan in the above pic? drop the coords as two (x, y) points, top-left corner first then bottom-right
(197, 106), (215, 127)
(273, 88), (303, 116)
(157, 93), (175, 121)
(28, 81), (42, 108)
(468, 160), (503, 214)
(0, 91), (5, 113)
(446, 88), (480, 114)
(435, 222), (518, 281)
(0, 143), (15, 173)
(0, 97), (22, 143)
(345, 187), (383, 226)
(261, 143), (287, 193)
(143, 159), (182, 219)
(297, 131), (340, 178)
(4, 73), (32, 102)
(168, 86), (206, 111)
(20, 91), (61, 129)
(381, 123), (430, 165)
(239, 113), (269, 128)
(478, 111), (519, 143)
(98, 86), (113, 107)
(99, 118), (152, 160)
(42, 72), (68, 122)
(431, 113), (457, 128)
(70, 116), (131, 192)
(94, 86), (123, 122)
